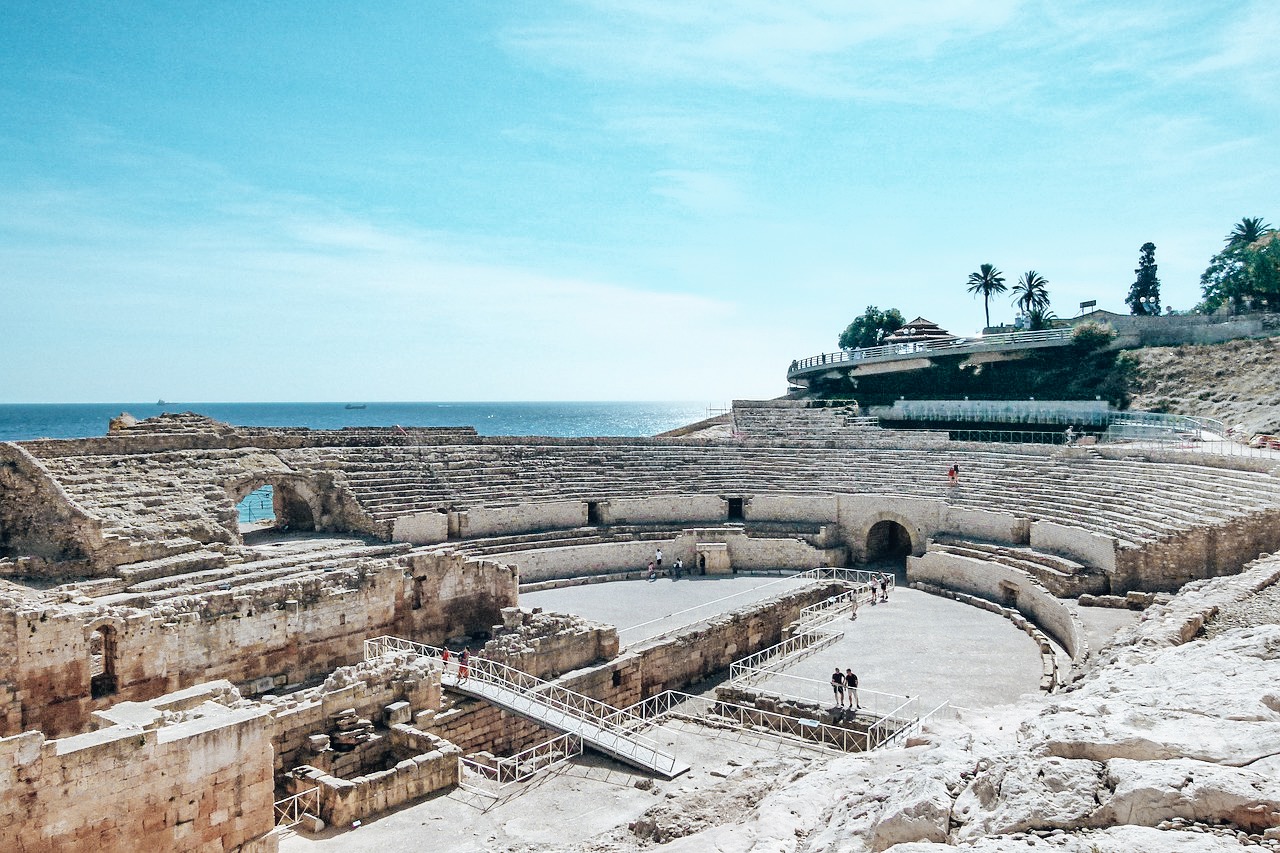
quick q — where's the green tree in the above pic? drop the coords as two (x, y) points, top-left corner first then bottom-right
(838, 306), (905, 349)
(966, 263), (1007, 330)
(1011, 270), (1050, 316)
(1226, 216), (1272, 247)
(1025, 306), (1057, 331)
(1200, 218), (1280, 312)
(1125, 242), (1161, 315)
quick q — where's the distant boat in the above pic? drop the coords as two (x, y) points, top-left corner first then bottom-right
(156, 399), (167, 406)
(345, 404), (367, 410)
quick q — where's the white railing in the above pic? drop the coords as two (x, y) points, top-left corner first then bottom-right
(728, 629), (842, 686)
(789, 328), (1074, 376)
(797, 567), (895, 590)
(274, 788), (319, 828)
(363, 636), (680, 776)
(458, 731), (584, 797)
(619, 690), (887, 753)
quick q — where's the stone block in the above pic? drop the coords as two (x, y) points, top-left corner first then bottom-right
(384, 701), (411, 726)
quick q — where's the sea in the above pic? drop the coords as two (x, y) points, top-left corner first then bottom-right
(0, 401), (721, 443)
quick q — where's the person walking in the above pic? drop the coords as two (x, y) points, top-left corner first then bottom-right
(880, 576), (889, 602)
(441, 646), (451, 676)
(845, 669), (859, 709)
(672, 556), (682, 580)
(655, 548), (663, 572)
(647, 561), (656, 582)
(458, 646), (470, 682)
(830, 668), (845, 707)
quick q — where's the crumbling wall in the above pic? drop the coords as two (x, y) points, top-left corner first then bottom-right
(1111, 510), (1280, 593)
(0, 442), (103, 569)
(483, 607), (619, 680)
(399, 551), (519, 641)
(0, 690), (276, 853)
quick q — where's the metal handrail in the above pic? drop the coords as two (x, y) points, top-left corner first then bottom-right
(458, 731), (584, 796)
(274, 788), (319, 828)
(363, 636), (677, 774)
(789, 328), (1075, 375)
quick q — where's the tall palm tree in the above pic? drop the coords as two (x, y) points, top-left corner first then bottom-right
(966, 263), (1007, 330)
(1011, 270), (1050, 316)
(1226, 217), (1273, 247)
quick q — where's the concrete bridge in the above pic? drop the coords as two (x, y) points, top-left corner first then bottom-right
(787, 328), (1076, 385)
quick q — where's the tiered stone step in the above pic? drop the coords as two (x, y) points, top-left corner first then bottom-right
(928, 538), (1107, 597)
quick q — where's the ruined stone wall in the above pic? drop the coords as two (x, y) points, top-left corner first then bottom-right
(8, 553), (517, 738)
(426, 698), (557, 756)
(0, 442), (102, 569)
(629, 582), (845, 696)
(1111, 509), (1280, 593)
(400, 551), (519, 642)
(0, 702), (275, 853)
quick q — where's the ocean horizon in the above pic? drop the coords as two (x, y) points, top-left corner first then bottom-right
(0, 401), (723, 442)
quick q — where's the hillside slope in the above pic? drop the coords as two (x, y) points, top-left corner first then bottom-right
(1125, 336), (1280, 435)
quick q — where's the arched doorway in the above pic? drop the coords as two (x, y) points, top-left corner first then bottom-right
(865, 519), (913, 562)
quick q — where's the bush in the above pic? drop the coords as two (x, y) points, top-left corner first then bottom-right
(1071, 322), (1116, 351)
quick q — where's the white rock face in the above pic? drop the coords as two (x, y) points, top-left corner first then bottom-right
(884, 825), (1255, 852)
(951, 756), (1104, 840)
(1025, 625), (1280, 766)
(1098, 757), (1280, 832)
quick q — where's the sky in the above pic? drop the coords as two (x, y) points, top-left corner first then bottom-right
(1, 1), (1277, 403)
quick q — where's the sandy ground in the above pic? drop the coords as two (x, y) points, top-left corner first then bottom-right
(279, 575), (1120, 852)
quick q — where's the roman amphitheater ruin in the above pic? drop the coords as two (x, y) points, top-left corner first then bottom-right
(2, 401), (1280, 852)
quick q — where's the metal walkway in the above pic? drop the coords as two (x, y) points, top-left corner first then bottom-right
(365, 636), (689, 779)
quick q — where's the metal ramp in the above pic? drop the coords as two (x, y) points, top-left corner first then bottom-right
(365, 636), (688, 779)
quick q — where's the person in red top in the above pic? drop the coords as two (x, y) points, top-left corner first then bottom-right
(459, 646), (471, 682)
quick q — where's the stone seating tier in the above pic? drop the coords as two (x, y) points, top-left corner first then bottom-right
(20, 438), (1280, 569)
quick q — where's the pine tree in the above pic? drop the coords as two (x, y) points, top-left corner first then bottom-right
(1125, 242), (1160, 315)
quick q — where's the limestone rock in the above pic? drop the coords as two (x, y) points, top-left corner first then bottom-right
(951, 756), (1105, 840)
(866, 771), (952, 851)
(1097, 757), (1280, 832)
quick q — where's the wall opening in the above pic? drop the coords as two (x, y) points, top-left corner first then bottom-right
(999, 581), (1020, 610)
(235, 481), (317, 536)
(89, 625), (118, 699)
(237, 484), (276, 532)
(586, 501), (601, 526)
(865, 519), (913, 562)
(727, 498), (745, 521)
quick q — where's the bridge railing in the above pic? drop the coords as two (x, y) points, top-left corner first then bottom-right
(363, 636), (658, 746)
(273, 788), (319, 828)
(788, 328), (1075, 375)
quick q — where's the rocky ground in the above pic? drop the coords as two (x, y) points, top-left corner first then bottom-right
(1126, 337), (1280, 435)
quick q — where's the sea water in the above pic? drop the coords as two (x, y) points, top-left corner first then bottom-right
(0, 401), (721, 443)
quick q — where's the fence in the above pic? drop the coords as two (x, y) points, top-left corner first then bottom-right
(458, 731), (584, 797)
(273, 788), (319, 828)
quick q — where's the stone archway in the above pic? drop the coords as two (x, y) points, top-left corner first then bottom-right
(227, 476), (323, 537)
(866, 519), (914, 562)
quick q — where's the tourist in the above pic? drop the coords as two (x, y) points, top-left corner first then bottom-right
(672, 557), (682, 580)
(647, 561), (656, 582)
(459, 646), (470, 682)
(880, 576), (889, 602)
(830, 668), (845, 706)
(655, 548), (663, 571)
(845, 669), (859, 709)
(948, 463), (960, 484)
(441, 646), (450, 675)
(1064, 425), (1076, 446)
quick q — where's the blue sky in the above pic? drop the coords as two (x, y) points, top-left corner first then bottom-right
(2, 1), (1276, 403)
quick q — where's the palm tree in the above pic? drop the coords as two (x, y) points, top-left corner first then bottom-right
(1011, 270), (1050, 316)
(1226, 217), (1273, 247)
(967, 264), (1007, 330)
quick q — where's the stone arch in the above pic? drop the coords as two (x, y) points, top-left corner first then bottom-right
(226, 475), (324, 536)
(858, 510), (926, 563)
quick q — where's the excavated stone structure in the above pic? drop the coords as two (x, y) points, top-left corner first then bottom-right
(2, 406), (1280, 850)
